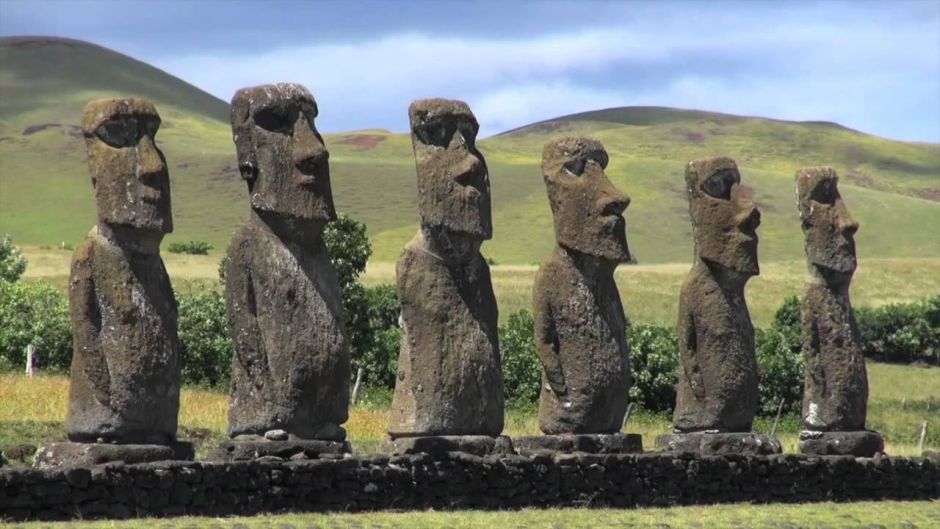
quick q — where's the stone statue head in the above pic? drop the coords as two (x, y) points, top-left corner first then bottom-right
(409, 99), (492, 240)
(541, 137), (631, 262)
(231, 83), (336, 225)
(81, 98), (172, 234)
(796, 167), (858, 281)
(685, 157), (761, 276)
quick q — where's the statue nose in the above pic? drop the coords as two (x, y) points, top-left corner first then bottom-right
(292, 115), (327, 171)
(137, 136), (165, 179)
(737, 206), (761, 231)
(839, 214), (859, 236)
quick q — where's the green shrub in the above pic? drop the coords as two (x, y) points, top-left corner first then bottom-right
(323, 214), (371, 292)
(628, 324), (679, 413)
(176, 286), (233, 388)
(167, 240), (213, 255)
(348, 284), (401, 389)
(0, 280), (71, 372)
(856, 297), (940, 365)
(499, 309), (542, 406)
(0, 234), (27, 283)
(755, 326), (804, 416)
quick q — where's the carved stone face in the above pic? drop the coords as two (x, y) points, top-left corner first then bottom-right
(797, 167), (858, 279)
(686, 157), (760, 276)
(81, 98), (172, 234)
(231, 83), (336, 224)
(542, 137), (631, 262)
(409, 99), (491, 240)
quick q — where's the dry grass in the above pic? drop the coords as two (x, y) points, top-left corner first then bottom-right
(2, 361), (936, 460)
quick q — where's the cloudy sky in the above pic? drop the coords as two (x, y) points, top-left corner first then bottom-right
(2, 0), (939, 140)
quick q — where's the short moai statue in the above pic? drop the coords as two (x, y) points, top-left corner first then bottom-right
(35, 98), (192, 467)
(386, 99), (509, 456)
(796, 167), (883, 456)
(213, 84), (351, 461)
(655, 157), (781, 455)
(513, 137), (642, 455)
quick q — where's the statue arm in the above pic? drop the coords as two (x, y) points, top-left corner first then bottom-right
(534, 294), (567, 396)
(224, 252), (269, 387)
(678, 304), (704, 400)
(68, 245), (110, 404)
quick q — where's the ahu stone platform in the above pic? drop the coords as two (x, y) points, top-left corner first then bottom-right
(2, 452), (937, 521)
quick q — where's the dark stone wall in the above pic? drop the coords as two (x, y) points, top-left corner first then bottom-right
(2, 452), (937, 521)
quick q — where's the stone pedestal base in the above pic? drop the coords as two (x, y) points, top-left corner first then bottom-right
(799, 430), (884, 457)
(513, 433), (643, 455)
(34, 441), (194, 468)
(655, 432), (782, 455)
(385, 435), (515, 456)
(210, 439), (351, 461)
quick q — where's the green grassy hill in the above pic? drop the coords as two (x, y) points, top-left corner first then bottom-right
(1, 37), (938, 264)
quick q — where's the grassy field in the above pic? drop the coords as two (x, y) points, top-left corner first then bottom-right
(6, 501), (940, 528)
(19, 246), (940, 327)
(1, 362), (937, 465)
(2, 38), (938, 265)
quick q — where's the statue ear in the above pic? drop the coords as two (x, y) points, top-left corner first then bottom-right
(231, 93), (258, 182)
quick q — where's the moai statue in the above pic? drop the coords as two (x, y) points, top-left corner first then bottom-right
(513, 137), (642, 455)
(796, 167), (883, 456)
(213, 84), (351, 461)
(35, 98), (192, 468)
(655, 157), (781, 455)
(386, 99), (509, 456)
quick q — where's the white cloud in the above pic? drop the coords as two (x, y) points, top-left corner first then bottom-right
(150, 5), (940, 141)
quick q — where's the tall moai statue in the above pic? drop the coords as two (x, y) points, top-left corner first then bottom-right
(513, 137), (642, 455)
(386, 99), (508, 456)
(214, 84), (351, 461)
(796, 167), (883, 456)
(35, 98), (192, 467)
(656, 157), (781, 455)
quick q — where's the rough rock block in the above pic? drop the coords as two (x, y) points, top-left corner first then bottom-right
(384, 435), (514, 456)
(655, 432), (781, 455)
(209, 439), (351, 461)
(514, 433), (643, 455)
(33, 442), (194, 468)
(798, 430), (884, 457)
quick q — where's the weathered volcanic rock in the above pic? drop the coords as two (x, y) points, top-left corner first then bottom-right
(210, 438), (351, 461)
(798, 430), (883, 456)
(384, 435), (514, 456)
(65, 98), (181, 445)
(224, 84), (349, 440)
(33, 442), (194, 468)
(514, 433), (643, 455)
(655, 432), (781, 455)
(796, 167), (869, 433)
(672, 157), (762, 434)
(533, 137), (633, 434)
(388, 99), (503, 437)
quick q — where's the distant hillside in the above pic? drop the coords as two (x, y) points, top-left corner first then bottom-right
(0, 37), (937, 265)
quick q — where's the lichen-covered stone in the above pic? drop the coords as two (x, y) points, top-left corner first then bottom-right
(225, 84), (349, 440)
(673, 157), (762, 433)
(796, 167), (873, 438)
(655, 432), (781, 455)
(388, 99), (503, 437)
(66, 98), (181, 445)
(534, 137), (632, 434)
(514, 433), (642, 455)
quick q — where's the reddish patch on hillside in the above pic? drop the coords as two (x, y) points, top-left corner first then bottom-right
(22, 123), (82, 139)
(337, 134), (386, 150)
(671, 127), (705, 144)
(844, 170), (876, 189)
(913, 188), (940, 202)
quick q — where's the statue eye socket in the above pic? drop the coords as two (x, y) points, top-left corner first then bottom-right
(415, 122), (455, 147)
(564, 158), (586, 176)
(94, 117), (139, 148)
(701, 169), (737, 199)
(810, 180), (837, 204)
(254, 106), (294, 134)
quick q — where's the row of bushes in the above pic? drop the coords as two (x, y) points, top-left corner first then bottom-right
(3, 274), (936, 415)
